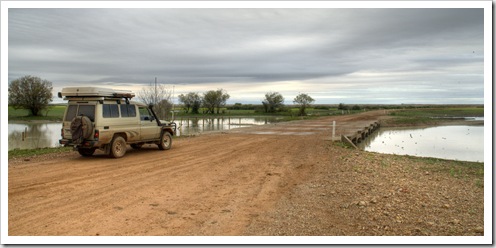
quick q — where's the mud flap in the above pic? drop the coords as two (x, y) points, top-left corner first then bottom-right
(103, 144), (111, 155)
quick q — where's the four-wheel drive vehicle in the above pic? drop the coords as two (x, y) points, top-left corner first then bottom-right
(58, 87), (176, 158)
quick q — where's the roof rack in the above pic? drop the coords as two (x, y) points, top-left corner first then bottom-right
(58, 87), (135, 99)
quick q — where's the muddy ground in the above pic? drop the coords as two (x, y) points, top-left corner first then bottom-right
(8, 110), (485, 241)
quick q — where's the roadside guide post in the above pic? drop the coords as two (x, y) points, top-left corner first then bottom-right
(332, 121), (336, 140)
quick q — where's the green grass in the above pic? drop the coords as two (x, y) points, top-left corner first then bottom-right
(406, 155), (484, 177)
(390, 107), (484, 118)
(375, 153), (484, 188)
(173, 107), (267, 117)
(173, 106), (357, 118)
(384, 107), (484, 126)
(8, 105), (66, 122)
(8, 146), (72, 159)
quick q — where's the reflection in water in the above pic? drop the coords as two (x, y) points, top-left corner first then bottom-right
(174, 116), (284, 136)
(8, 123), (62, 150)
(358, 125), (484, 162)
(8, 117), (284, 150)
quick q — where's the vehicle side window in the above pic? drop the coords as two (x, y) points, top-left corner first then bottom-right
(120, 104), (136, 117)
(65, 105), (78, 121)
(103, 104), (119, 118)
(78, 105), (96, 121)
(138, 107), (152, 121)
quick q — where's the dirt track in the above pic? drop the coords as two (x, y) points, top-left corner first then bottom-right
(8, 110), (484, 237)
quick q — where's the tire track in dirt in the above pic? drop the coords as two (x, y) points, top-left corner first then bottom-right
(9, 110), (392, 236)
(9, 132), (319, 235)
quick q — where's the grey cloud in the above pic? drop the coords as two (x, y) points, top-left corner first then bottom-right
(7, 7), (485, 104)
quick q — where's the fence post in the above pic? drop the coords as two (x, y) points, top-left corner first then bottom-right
(332, 121), (336, 140)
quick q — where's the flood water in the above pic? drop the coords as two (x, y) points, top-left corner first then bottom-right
(173, 116), (285, 136)
(8, 116), (284, 150)
(8, 122), (62, 150)
(358, 125), (484, 162)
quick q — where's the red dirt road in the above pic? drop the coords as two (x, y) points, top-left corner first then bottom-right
(8, 110), (484, 237)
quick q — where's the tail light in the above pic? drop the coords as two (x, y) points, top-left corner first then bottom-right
(94, 129), (99, 140)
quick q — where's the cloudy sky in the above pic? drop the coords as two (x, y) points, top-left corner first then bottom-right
(6, 2), (487, 105)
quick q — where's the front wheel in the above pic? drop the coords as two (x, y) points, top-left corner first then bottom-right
(109, 136), (127, 158)
(158, 132), (172, 150)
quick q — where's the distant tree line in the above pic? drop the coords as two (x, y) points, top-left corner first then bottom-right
(10, 75), (479, 119)
(338, 103), (362, 111)
(178, 90), (315, 116)
(178, 89), (230, 114)
(8, 75), (316, 117)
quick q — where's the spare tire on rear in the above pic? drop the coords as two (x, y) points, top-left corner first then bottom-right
(70, 115), (93, 144)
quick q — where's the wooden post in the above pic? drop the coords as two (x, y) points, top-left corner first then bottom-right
(341, 135), (358, 149)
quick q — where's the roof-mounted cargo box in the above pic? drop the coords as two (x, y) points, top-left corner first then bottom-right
(58, 87), (135, 99)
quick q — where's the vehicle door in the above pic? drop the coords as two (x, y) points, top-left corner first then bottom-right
(119, 103), (140, 142)
(138, 106), (160, 140)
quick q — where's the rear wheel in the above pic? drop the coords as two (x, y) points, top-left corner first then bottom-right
(158, 132), (172, 150)
(109, 136), (127, 158)
(78, 148), (96, 157)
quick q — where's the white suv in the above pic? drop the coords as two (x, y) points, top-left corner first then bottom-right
(58, 87), (176, 158)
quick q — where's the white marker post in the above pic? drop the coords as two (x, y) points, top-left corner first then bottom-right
(332, 121), (336, 140)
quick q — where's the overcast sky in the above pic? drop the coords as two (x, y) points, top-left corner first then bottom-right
(7, 4), (486, 105)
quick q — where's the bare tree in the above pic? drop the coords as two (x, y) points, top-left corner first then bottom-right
(8, 75), (53, 116)
(137, 79), (172, 120)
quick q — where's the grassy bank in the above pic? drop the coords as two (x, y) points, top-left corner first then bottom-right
(8, 105), (66, 122)
(8, 147), (72, 160)
(382, 107), (484, 126)
(8, 105), (350, 122)
(400, 153), (483, 189)
(173, 106), (358, 118)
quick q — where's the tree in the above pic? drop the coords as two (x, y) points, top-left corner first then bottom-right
(293, 93), (315, 116)
(137, 79), (172, 120)
(8, 75), (53, 116)
(178, 92), (202, 114)
(202, 89), (230, 114)
(338, 103), (348, 110)
(262, 92), (285, 113)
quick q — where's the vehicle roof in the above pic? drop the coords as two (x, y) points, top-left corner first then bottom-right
(66, 98), (147, 107)
(60, 87), (135, 98)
